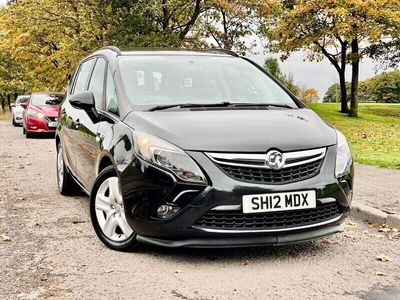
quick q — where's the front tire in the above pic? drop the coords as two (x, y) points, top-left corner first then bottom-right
(57, 143), (80, 195)
(12, 115), (16, 127)
(90, 166), (137, 251)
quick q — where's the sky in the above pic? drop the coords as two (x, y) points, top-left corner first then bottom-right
(248, 47), (382, 98)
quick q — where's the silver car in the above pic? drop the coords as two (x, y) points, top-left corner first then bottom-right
(11, 95), (30, 126)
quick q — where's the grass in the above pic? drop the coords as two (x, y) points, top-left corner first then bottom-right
(0, 110), (11, 121)
(308, 103), (400, 169)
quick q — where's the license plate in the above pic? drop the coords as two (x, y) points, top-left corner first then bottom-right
(48, 122), (57, 128)
(242, 190), (316, 214)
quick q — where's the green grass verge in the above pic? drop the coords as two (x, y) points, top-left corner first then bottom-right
(308, 103), (400, 169)
(0, 110), (11, 121)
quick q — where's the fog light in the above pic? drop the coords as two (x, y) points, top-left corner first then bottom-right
(157, 204), (180, 219)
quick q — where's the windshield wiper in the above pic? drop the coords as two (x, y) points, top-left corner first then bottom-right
(146, 102), (295, 111)
(146, 102), (234, 111)
(230, 103), (295, 109)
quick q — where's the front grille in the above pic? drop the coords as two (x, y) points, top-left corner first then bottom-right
(194, 202), (342, 231)
(218, 159), (323, 184)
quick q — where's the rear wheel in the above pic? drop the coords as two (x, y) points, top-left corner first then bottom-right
(57, 143), (80, 195)
(90, 166), (137, 251)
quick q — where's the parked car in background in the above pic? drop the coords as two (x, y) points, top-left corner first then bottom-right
(11, 95), (30, 126)
(23, 92), (64, 138)
(56, 47), (354, 251)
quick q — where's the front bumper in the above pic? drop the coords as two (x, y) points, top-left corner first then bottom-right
(25, 116), (56, 134)
(120, 145), (353, 247)
(136, 223), (344, 248)
(14, 114), (23, 124)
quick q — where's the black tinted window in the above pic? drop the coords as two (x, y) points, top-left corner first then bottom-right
(74, 59), (95, 94)
(88, 58), (106, 108)
(106, 69), (119, 115)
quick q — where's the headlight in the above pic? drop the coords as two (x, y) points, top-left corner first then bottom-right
(27, 110), (44, 119)
(134, 131), (207, 184)
(335, 129), (352, 178)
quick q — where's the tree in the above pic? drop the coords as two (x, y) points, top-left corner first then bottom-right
(264, 57), (301, 96)
(196, 0), (271, 53)
(264, 0), (400, 117)
(301, 88), (320, 103)
(363, 71), (400, 103)
(323, 83), (351, 103)
(0, 0), (116, 91)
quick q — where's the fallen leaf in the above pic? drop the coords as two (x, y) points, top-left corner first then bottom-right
(347, 221), (357, 226)
(175, 269), (182, 274)
(0, 234), (11, 242)
(344, 234), (355, 239)
(378, 228), (391, 233)
(104, 269), (113, 273)
(376, 271), (388, 276)
(322, 239), (339, 245)
(376, 254), (392, 262)
(116, 283), (124, 288)
(241, 260), (250, 266)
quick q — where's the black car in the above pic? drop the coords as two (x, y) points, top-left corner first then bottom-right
(56, 47), (354, 251)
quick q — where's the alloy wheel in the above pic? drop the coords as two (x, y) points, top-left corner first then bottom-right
(95, 177), (133, 242)
(57, 147), (64, 190)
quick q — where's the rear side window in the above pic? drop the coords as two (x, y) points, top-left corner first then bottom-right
(73, 59), (95, 94)
(88, 58), (107, 109)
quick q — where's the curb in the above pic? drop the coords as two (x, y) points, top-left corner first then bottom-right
(351, 201), (400, 228)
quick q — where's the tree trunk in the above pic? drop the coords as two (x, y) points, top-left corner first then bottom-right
(350, 38), (359, 117)
(339, 42), (349, 113)
(339, 70), (348, 113)
(1, 96), (5, 113)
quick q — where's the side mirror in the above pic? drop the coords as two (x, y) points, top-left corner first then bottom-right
(69, 91), (99, 122)
(20, 103), (27, 109)
(69, 91), (95, 110)
(10, 103), (15, 108)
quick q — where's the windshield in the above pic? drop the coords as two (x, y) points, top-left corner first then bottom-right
(118, 55), (297, 108)
(16, 96), (29, 106)
(31, 94), (64, 106)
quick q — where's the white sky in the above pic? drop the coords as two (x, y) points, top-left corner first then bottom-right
(247, 43), (384, 98)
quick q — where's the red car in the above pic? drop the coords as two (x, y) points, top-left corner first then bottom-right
(22, 92), (65, 138)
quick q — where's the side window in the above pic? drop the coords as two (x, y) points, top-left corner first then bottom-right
(105, 69), (119, 115)
(88, 58), (107, 109)
(73, 59), (95, 95)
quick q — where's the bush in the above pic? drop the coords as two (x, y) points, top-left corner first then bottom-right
(363, 71), (400, 103)
(324, 71), (400, 103)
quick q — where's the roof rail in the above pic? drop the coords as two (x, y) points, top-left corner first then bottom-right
(100, 46), (121, 55)
(206, 48), (239, 57)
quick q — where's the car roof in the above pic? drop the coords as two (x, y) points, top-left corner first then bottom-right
(31, 92), (65, 95)
(93, 46), (240, 58)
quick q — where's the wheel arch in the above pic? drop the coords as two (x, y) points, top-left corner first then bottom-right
(97, 154), (115, 176)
